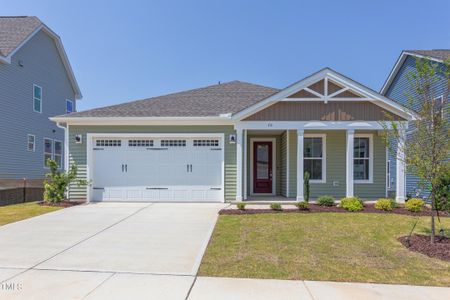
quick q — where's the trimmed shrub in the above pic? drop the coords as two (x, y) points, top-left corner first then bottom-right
(236, 203), (246, 210)
(270, 203), (282, 211)
(295, 201), (309, 210)
(317, 195), (335, 206)
(304, 171), (310, 202)
(405, 198), (425, 212)
(339, 197), (364, 212)
(374, 198), (394, 211)
(436, 172), (450, 212)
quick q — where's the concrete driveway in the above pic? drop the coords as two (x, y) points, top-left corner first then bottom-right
(0, 202), (226, 299)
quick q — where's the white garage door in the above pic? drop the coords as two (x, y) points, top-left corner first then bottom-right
(90, 136), (223, 202)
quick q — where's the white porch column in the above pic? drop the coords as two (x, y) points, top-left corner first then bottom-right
(243, 130), (248, 200)
(396, 129), (406, 203)
(236, 129), (243, 201)
(296, 129), (304, 201)
(346, 129), (354, 197)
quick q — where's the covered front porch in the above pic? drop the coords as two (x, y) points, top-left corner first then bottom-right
(235, 122), (406, 203)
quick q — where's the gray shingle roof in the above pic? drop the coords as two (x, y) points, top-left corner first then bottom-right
(65, 81), (279, 118)
(0, 16), (42, 57)
(406, 49), (450, 61)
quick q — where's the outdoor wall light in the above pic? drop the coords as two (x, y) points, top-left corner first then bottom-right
(75, 134), (82, 144)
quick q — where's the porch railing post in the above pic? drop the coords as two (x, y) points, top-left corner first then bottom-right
(236, 129), (243, 201)
(346, 129), (354, 197)
(296, 129), (304, 201)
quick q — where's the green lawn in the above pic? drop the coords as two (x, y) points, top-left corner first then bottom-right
(199, 213), (450, 286)
(0, 202), (63, 226)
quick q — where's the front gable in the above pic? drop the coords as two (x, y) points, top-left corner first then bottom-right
(234, 68), (414, 121)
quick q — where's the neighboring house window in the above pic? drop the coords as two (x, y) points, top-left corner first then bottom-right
(54, 140), (63, 168)
(304, 135), (326, 182)
(386, 160), (391, 189)
(27, 134), (35, 152)
(33, 84), (42, 113)
(44, 138), (53, 167)
(66, 99), (74, 113)
(354, 135), (373, 182)
(435, 95), (445, 119)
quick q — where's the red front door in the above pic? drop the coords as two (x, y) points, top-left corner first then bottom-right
(253, 141), (273, 194)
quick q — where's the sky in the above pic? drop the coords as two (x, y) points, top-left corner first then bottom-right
(3, 0), (450, 111)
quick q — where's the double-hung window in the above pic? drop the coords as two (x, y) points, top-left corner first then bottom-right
(304, 135), (326, 182)
(33, 84), (42, 113)
(44, 138), (53, 167)
(354, 135), (373, 182)
(54, 140), (63, 168)
(27, 134), (35, 152)
(43, 138), (63, 168)
(66, 99), (74, 113)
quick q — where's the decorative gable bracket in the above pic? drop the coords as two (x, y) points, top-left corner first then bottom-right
(283, 77), (368, 103)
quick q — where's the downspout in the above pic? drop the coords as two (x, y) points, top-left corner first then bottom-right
(55, 122), (69, 172)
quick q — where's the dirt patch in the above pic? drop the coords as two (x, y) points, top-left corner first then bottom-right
(399, 234), (450, 261)
(38, 200), (85, 208)
(220, 203), (450, 217)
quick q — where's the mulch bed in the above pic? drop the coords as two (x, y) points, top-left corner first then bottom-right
(220, 203), (450, 217)
(38, 200), (85, 208)
(399, 234), (450, 261)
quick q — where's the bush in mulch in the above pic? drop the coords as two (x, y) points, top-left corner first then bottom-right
(399, 234), (450, 261)
(38, 200), (85, 208)
(220, 203), (450, 217)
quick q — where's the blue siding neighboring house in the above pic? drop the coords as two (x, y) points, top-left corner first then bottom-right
(381, 50), (449, 199)
(0, 16), (81, 183)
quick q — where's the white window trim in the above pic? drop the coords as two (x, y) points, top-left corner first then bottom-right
(354, 133), (373, 184)
(66, 99), (74, 113)
(33, 84), (42, 113)
(27, 134), (35, 152)
(54, 140), (63, 169)
(435, 95), (445, 119)
(249, 137), (277, 196)
(43, 138), (53, 168)
(304, 134), (326, 184)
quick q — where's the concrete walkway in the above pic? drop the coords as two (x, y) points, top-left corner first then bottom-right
(0, 203), (449, 299)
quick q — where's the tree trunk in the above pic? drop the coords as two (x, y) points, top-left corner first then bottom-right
(431, 191), (436, 244)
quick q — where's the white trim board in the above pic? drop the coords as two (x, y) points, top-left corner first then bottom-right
(1, 24), (82, 99)
(381, 51), (445, 95)
(232, 68), (415, 121)
(249, 137), (277, 196)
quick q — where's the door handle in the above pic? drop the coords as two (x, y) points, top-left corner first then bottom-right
(122, 164), (124, 172)
(125, 164), (128, 172)
(187, 164), (189, 172)
(190, 164), (193, 172)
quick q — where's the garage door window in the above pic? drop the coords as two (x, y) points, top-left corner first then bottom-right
(129, 139), (153, 147)
(193, 139), (219, 147)
(96, 140), (121, 147)
(161, 140), (186, 147)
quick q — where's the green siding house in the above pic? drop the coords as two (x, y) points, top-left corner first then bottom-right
(51, 68), (414, 203)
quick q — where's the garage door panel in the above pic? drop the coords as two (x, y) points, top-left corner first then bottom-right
(91, 136), (223, 202)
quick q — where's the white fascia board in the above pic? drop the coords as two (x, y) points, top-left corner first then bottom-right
(235, 120), (407, 131)
(49, 116), (234, 126)
(4, 24), (82, 100)
(233, 68), (415, 121)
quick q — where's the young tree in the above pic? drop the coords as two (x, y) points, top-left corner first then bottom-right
(382, 58), (450, 243)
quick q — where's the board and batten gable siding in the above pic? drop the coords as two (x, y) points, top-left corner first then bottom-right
(285, 130), (386, 199)
(0, 30), (76, 179)
(385, 55), (448, 198)
(243, 101), (406, 121)
(67, 125), (236, 201)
